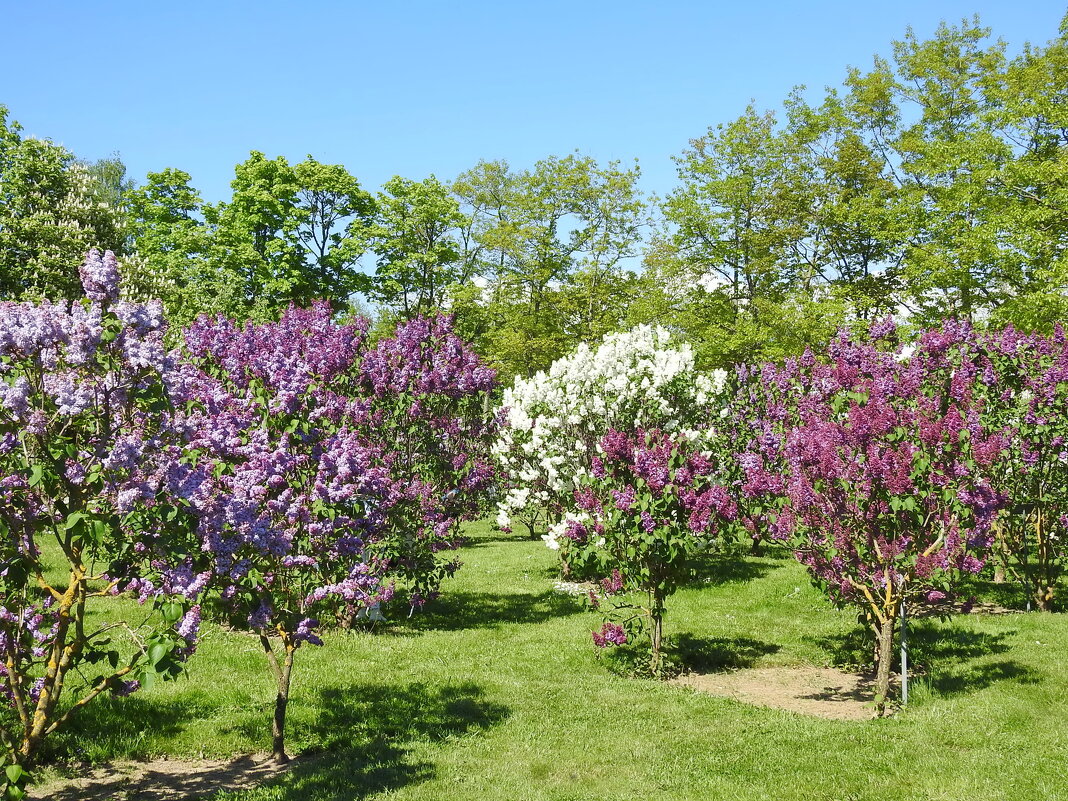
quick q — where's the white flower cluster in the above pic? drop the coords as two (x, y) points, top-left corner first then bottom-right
(493, 325), (728, 532)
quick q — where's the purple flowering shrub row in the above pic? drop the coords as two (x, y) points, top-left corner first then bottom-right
(0, 252), (498, 780)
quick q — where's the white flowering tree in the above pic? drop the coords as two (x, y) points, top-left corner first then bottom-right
(493, 325), (727, 541)
(0, 106), (126, 301)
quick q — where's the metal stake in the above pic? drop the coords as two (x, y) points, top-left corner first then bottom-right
(900, 599), (908, 705)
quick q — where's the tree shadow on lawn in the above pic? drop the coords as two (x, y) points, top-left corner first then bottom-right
(45, 690), (214, 765)
(681, 555), (779, 589)
(812, 622), (1041, 697)
(953, 573), (1041, 611)
(400, 589), (584, 633)
(672, 632), (782, 672)
(233, 681), (509, 800)
(461, 530), (538, 548)
(39, 683), (507, 801)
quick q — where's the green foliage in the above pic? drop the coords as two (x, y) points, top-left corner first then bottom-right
(124, 153), (374, 325)
(454, 153), (649, 382)
(659, 14), (1068, 360)
(368, 175), (466, 320)
(0, 106), (126, 300)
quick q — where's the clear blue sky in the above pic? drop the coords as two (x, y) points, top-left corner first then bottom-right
(2, 1), (1065, 203)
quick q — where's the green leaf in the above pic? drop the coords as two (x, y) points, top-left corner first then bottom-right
(161, 601), (184, 624)
(147, 642), (169, 666)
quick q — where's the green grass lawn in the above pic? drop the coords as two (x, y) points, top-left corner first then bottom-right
(40, 520), (1068, 800)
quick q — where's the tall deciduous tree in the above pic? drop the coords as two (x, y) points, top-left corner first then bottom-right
(454, 154), (648, 381)
(368, 175), (466, 320)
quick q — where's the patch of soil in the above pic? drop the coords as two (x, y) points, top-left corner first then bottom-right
(671, 666), (898, 721)
(30, 753), (298, 801)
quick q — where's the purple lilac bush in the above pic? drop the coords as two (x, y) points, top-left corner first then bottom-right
(979, 325), (1068, 611)
(172, 307), (496, 761)
(0, 251), (202, 781)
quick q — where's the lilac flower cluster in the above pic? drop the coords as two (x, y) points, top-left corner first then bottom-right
(592, 622), (628, 647)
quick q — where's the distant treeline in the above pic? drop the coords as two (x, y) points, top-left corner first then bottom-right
(1, 14), (1065, 380)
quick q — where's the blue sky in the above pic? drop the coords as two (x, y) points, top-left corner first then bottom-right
(2, 1), (1065, 203)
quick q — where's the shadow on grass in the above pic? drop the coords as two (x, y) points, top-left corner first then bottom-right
(954, 573), (1041, 611)
(672, 633), (781, 672)
(813, 621), (1040, 697)
(237, 682), (508, 799)
(682, 556), (778, 589)
(461, 530), (535, 548)
(41, 683), (507, 801)
(46, 691), (216, 765)
(37, 753), (288, 801)
(402, 590), (584, 632)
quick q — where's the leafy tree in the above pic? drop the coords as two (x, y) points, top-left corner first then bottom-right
(368, 175), (466, 320)
(124, 168), (243, 327)
(454, 154), (648, 381)
(0, 106), (125, 300)
(128, 154), (375, 323)
(657, 105), (849, 365)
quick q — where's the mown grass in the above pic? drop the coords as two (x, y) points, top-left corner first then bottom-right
(37, 520), (1068, 800)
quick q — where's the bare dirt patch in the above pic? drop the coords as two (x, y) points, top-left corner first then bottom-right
(30, 753), (297, 801)
(671, 666), (897, 720)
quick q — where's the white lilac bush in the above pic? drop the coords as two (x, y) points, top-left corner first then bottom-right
(493, 325), (727, 539)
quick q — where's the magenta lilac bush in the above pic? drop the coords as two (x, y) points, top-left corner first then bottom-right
(553, 427), (736, 674)
(733, 320), (1007, 712)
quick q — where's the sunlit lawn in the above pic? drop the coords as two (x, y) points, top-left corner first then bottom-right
(39, 520), (1068, 800)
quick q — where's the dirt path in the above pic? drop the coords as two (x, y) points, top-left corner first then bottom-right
(30, 753), (296, 801)
(672, 666), (896, 720)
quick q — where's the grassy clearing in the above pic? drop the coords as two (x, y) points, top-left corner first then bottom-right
(38, 520), (1068, 800)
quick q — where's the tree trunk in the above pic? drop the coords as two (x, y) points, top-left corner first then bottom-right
(873, 616), (895, 717)
(1034, 510), (1055, 611)
(649, 590), (665, 676)
(272, 646), (295, 764)
(260, 634), (296, 764)
(992, 564), (1006, 584)
(1035, 585), (1055, 613)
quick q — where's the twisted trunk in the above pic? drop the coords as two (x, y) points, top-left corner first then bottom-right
(873, 616), (895, 717)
